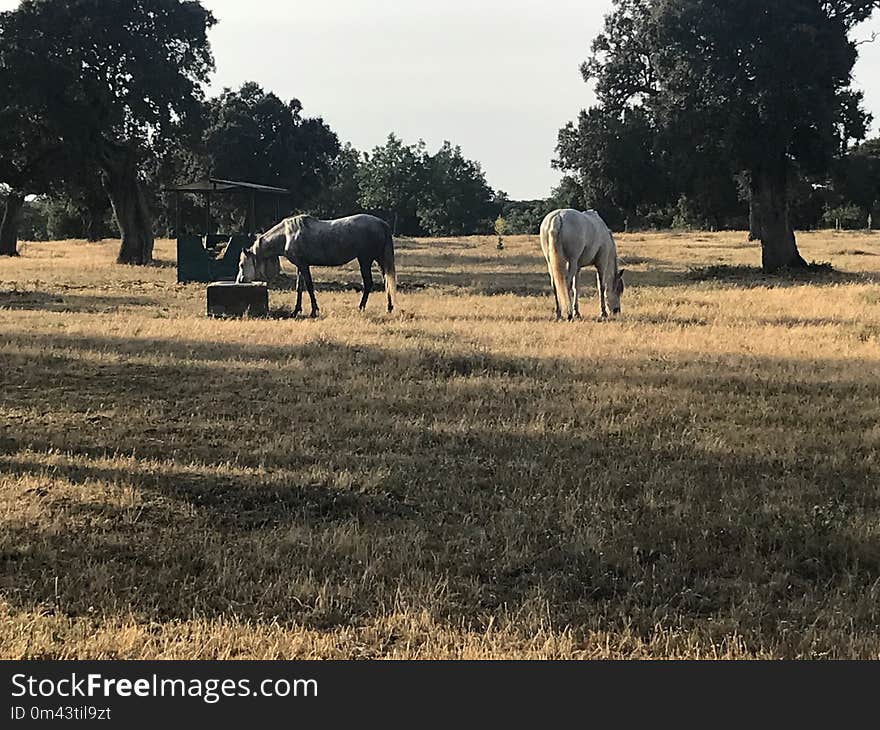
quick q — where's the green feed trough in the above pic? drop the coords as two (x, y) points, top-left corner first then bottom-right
(164, 178), (290, 284)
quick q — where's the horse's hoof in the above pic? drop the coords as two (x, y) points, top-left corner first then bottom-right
(310, 311), (320, 319)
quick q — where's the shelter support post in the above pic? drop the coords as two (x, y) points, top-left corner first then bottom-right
(204, 191), (212, 236)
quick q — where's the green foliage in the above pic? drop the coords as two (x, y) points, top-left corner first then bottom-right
(671, 195), (702, 230)
(787, 173), (828, 231)
(551, 176), (587, 211)
(1, 0), (217, 261)
(557, 0), (880, 236)
(357, 134), (427, 235)
(494, 216), (506, 250)
(3, 0), (216, 159)
(823, 203), (868, 230)
(310, 143), (364, 219)
(16, 198), (49, 241)
(556, 103), (745, 232)
(156, 82), (343, 232)
(585, 0), (874, 172)
(4, 194), (115, 243)
(501, 200), (547, 235)
(357, 135), (498, 236)
(0, 7), (75, 201)
(556, 106), (671, 226)
(497, 178), (588, 236)
(416, 142), (496, 237)
(204, 84), (340, 206)
(832, 139), (880, 216)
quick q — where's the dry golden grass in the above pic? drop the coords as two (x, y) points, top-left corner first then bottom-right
(1, 229), (880, 659)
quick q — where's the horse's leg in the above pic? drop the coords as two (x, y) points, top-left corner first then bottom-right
(293, 270), (304, 316)
(301, 265), (319, 317)
(564, 262), (578, 322)
(358, 257), (373, 311)
(596, 270), (608, 320)
(377, 259), (391, 313)
(572, 267), (582, 320)
(548, 272), (561, 320)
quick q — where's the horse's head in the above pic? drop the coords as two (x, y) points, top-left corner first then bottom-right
(607, 268), (626, 315)
(237, 245), (265, 283)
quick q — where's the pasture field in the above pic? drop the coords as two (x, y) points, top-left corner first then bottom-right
(1, 230), (880, 659)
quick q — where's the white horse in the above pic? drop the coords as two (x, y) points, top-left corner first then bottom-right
(237, 213), (398, 316)
(539, 208), (625, 321)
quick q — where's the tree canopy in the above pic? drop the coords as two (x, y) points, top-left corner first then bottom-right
(0, 8), (71, 254)
(358, 135), (428, 235)
(357, 135), (499, 236)
(416, 142), (497, 237)
(157, 82), (344, 232)
(558, 0), (880, 270)
(203, 84), (340, 206)
(2, 0), (216, 262)
(832, 138), (880, 218)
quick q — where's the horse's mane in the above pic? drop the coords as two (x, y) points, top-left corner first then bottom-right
(264, 218), (289, 238)
(252, 215), (317, 257)
(290, 214), (316, 232)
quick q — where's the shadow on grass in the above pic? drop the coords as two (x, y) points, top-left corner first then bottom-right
(0, 289), (160, 313)
(685, 263), (874, 287)
(266, 272), (437, 298)
(403, 250), (877, 293)
(2, 330), (880, 651)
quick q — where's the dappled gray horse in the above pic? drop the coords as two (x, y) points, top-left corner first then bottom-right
(539, 208), (626, 320)
(237, 214), (398, 316)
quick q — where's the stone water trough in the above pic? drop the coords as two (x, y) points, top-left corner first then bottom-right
(207, 282), (269, 318)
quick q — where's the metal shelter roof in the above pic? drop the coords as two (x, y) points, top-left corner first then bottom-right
(164, 177), (290, 195)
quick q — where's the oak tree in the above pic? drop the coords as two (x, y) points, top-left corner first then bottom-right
(562, 0), (879, 271)
(2, 0), (216, 263)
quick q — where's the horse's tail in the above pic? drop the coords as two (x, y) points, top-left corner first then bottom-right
(546, 212), (571, 319)
(381, 223), (398, 313)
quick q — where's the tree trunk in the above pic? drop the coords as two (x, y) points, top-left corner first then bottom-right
(99, 143), (154, 264)
(0, 192), (25, 256)
(748, 178), (761, 242)
(751, 161), (807, 273)
(83, 203), (105, 242)
(85, 215), (102, 242)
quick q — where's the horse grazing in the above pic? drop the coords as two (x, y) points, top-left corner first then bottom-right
(539, 208), (625, 321)
(237, 213), (398, 316)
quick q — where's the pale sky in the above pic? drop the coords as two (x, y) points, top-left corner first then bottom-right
(4, 0), (880, 199)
